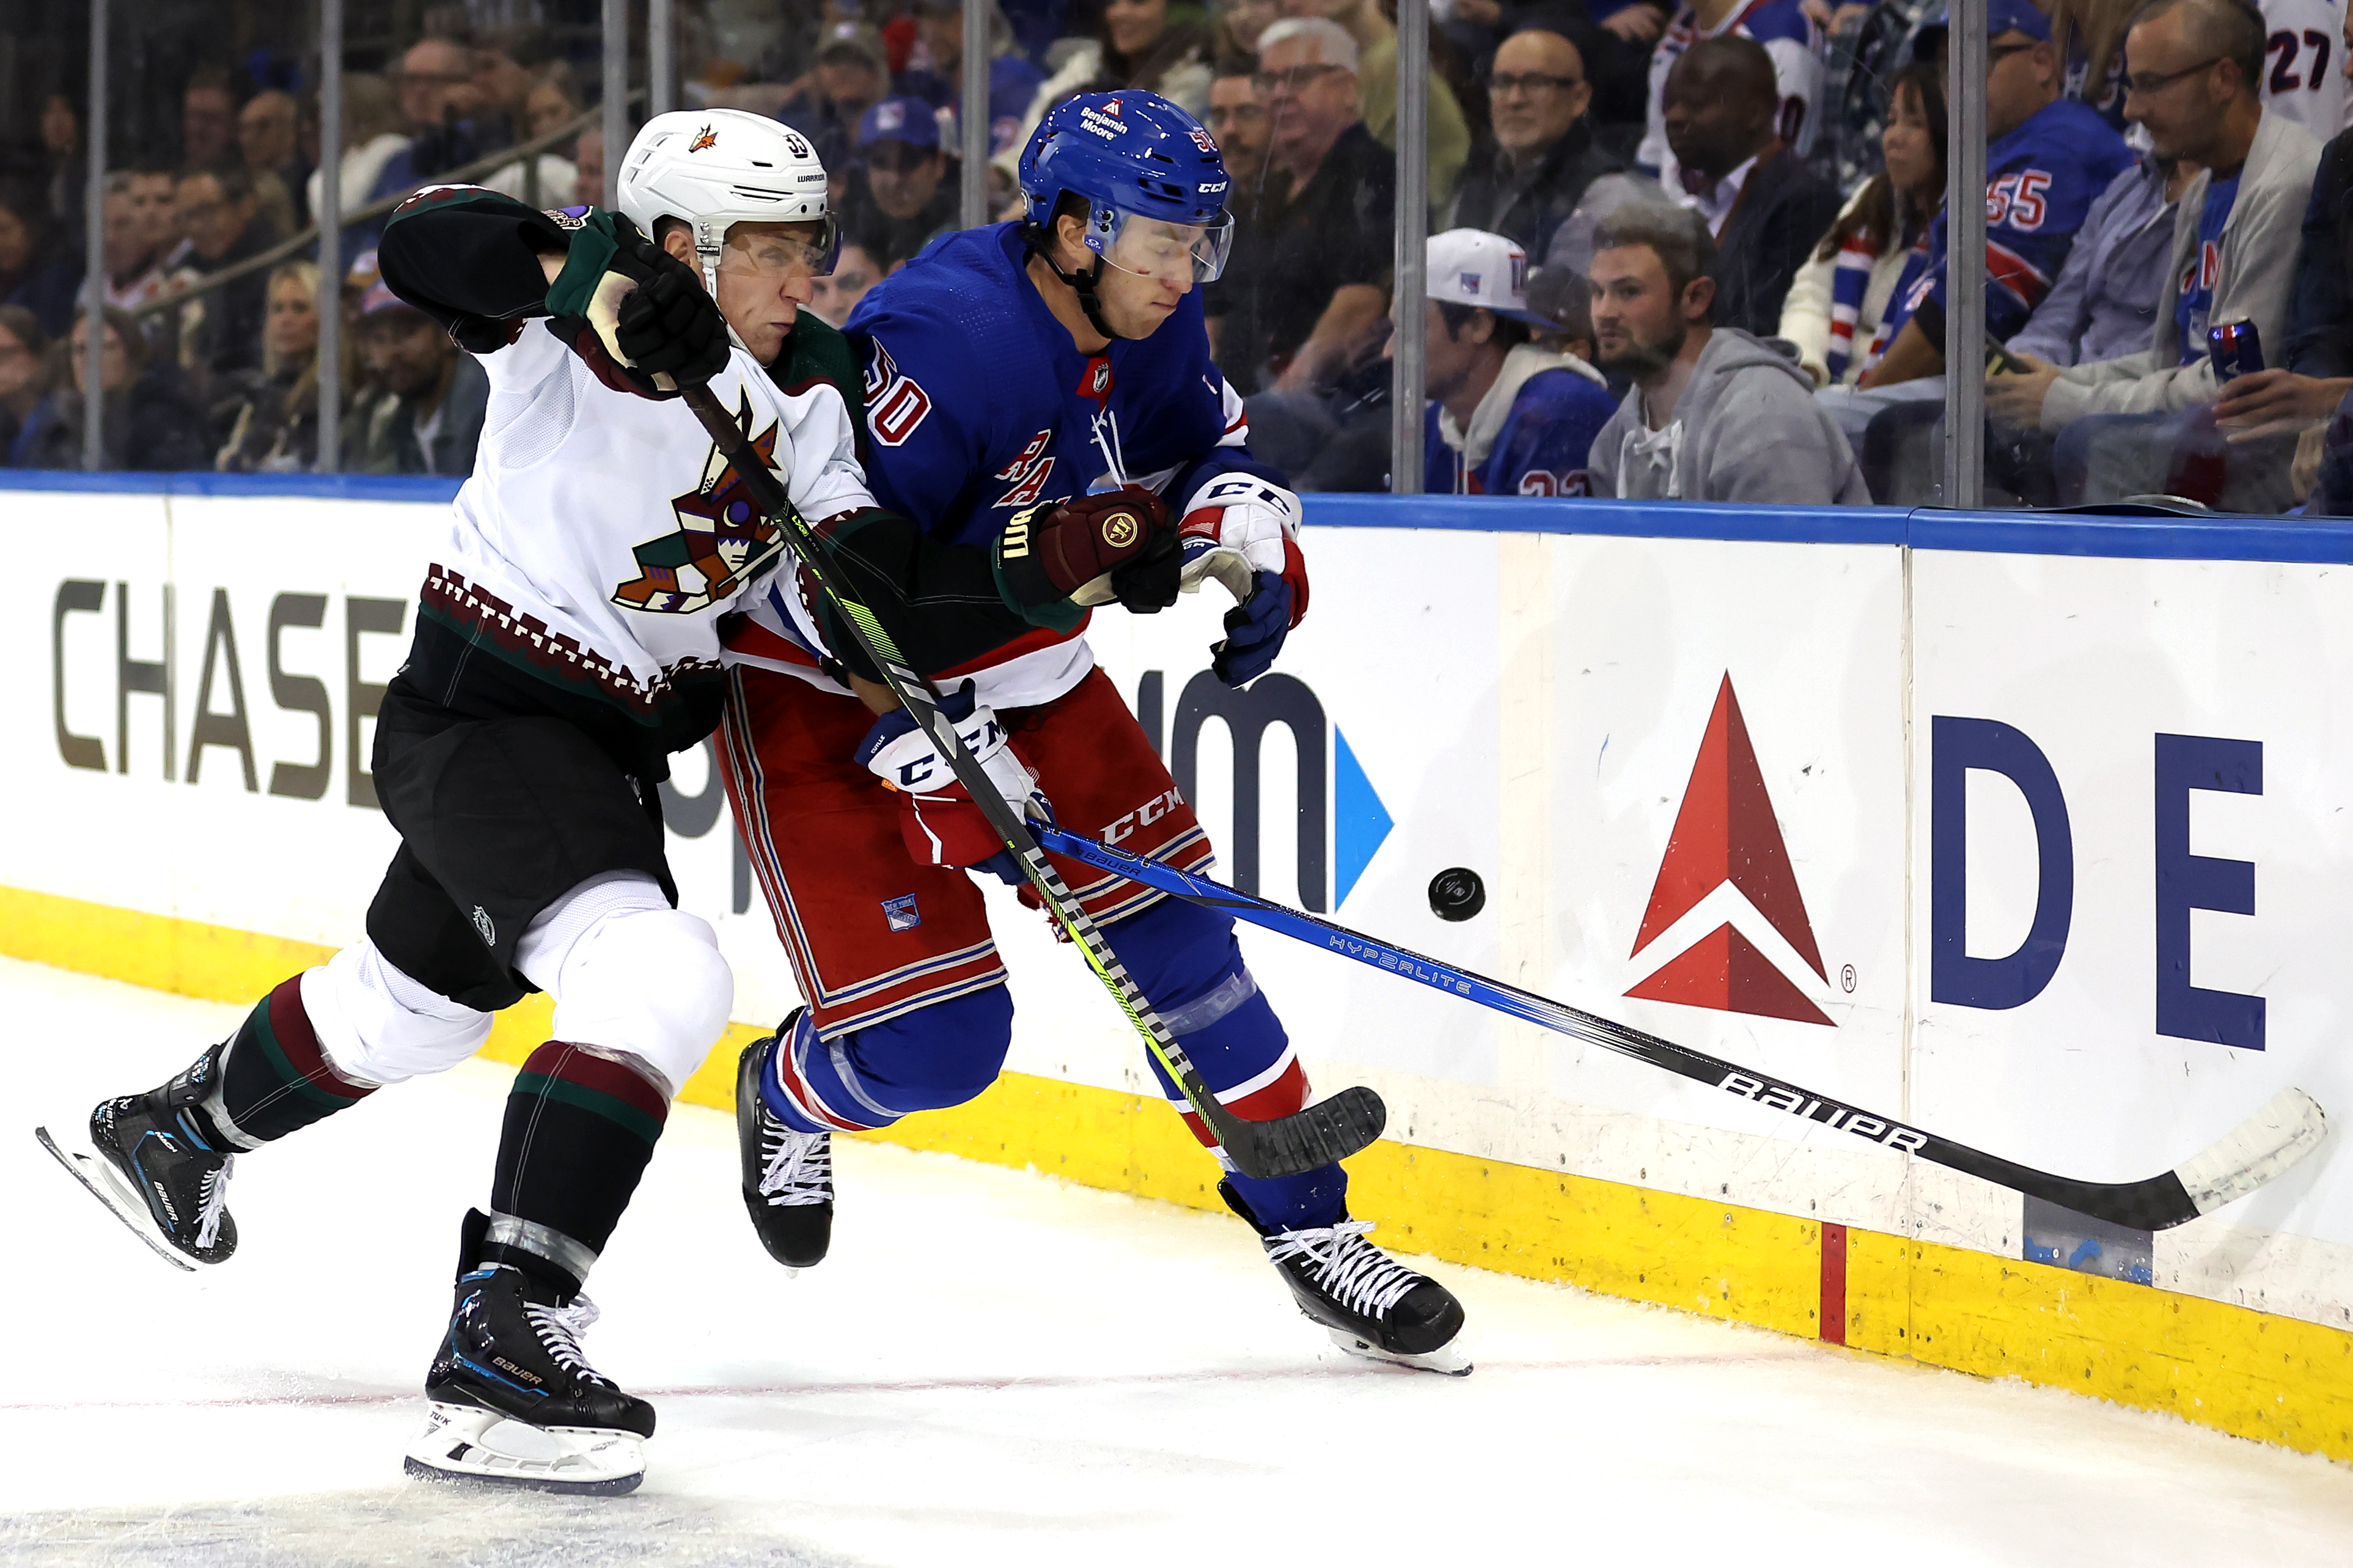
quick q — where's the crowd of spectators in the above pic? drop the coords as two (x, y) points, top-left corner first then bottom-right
(7, 0), (2353, 516)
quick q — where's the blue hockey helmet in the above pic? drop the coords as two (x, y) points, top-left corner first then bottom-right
(1018, 91), (1235, 288)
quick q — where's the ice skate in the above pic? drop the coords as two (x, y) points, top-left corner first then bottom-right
(737, 1017), (834, 1270)
(1223, 1181), (1471, 1376)
(37, 1042), (238, 1270)
(405, 1229), (655, 1495)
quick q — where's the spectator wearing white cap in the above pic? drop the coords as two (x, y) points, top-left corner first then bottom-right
(1392, 229), (1618, 494)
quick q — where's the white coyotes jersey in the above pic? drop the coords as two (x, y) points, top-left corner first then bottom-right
(430, 325), (872, 722)
(2259, 0), (2350, 136)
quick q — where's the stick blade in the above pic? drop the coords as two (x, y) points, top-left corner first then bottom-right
(1224, 1086), (1387, 1179)
(2172, 1086), (2329, 1220)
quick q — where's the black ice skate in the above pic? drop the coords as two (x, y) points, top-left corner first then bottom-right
(36, 1041), (238, 1270)
(405, 1233), (655, 1495)
(1222, 1181), (1472, 1376)
(738, 1017), (834, 1270)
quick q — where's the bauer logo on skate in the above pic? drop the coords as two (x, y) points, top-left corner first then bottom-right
(1625, 674), (1837, 1027)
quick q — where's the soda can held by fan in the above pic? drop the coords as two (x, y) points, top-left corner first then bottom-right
(2208, 320), (2264, 381)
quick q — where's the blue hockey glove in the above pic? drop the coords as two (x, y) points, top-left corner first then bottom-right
(1212, 571), (1294, 687)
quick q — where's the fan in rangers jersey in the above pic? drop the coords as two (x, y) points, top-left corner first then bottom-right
(718, 90), (1474, 1377)
(39, 109), (1181, 1496)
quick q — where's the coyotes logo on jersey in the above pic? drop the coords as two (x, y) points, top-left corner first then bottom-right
(611, 392), (788, 614)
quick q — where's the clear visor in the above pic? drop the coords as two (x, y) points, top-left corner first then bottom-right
(1090, 207), (1235, 285)
(719, 216), (843, 279)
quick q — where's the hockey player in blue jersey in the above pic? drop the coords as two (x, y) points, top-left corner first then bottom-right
(716, 90), (1472, 1374)
(1403, 229), (1619, 495)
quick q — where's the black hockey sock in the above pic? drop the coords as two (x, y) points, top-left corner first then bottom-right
(198, 975), (378, 1145)
(485, 1042), (669, 1293)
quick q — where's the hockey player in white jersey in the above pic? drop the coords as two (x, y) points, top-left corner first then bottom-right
(37, 110), (1180, 1495)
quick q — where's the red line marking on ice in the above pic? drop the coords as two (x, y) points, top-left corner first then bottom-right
(1820, 1222), (1849, 1346)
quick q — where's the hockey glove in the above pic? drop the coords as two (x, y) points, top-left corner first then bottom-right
(1178, 474), (1307, 614)
(857, 680), (1051, 882)
(993, 486), (1182, 629)
(1213, 571), (1296, 687)
(545, 211), (732, 392)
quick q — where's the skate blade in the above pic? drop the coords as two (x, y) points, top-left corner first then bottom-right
(1326, 1326), (1474, 1377)
(403, 1402), (646, 1496)
(33, 1124), (198, 1273)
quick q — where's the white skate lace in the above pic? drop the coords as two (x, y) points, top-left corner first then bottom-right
(758, 1124), (832, 1207)
(524, 1294), (611, 1385)
(1266, 1220), (1423, 1319)
(193, 1155), (233, 1250)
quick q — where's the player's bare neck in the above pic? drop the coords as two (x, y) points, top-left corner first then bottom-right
(1026, 251), (1112, 356)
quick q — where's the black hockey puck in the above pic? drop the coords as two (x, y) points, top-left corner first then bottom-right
(1428, 868), (1486, 922)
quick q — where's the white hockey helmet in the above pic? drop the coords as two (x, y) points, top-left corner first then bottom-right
(616, 109), (840, 294)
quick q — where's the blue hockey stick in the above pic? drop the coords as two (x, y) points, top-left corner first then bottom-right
(1035, 824), (2326, 1229)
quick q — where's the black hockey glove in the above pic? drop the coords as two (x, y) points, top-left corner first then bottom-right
(612, 243), (731, 385)
(544, 211), (731, 393)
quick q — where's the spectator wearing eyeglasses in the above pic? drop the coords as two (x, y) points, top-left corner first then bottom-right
(175, 163), (280, 384)
(1662, 35), (1841, 339)
(1444, 31), (1629, 268)
(1983, 0), (2319, 510)
(839, 98), (961, 273)
(1203, 18), (1395, 401)
(1277, 0), (1472, 207)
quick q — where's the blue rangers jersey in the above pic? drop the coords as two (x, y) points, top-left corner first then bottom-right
(730, 221), (1279, 706)
(1420, 359), (1619, 496)
(1882, 97), (2133, 348)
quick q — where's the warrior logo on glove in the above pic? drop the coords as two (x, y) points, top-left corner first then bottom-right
(1099, 510), (1140, 549)
(611, 390), (789, 614)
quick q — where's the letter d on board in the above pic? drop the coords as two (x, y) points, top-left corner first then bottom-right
(1931, 717), (2074, 1009)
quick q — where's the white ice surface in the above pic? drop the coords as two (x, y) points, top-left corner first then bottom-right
(8, 955), (2353, 1567)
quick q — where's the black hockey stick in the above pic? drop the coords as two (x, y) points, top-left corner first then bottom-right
(678, 384), (1382, 1179)
(1037, 826), (2329, 1231)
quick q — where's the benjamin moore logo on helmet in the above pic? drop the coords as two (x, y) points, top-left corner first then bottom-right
(689, 123), (718, 152)
(1079, 104), (1131, 139)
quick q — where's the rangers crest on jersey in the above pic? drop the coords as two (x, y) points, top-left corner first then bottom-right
(611, 394), (788, 614)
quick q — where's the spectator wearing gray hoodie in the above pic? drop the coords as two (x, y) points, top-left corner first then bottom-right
(1586, 203), (1871, 504)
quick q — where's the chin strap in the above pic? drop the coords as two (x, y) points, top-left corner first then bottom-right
(1024, 226), (1126, 342)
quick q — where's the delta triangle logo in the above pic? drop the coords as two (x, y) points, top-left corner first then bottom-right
(1625, 673), (1834, 1027)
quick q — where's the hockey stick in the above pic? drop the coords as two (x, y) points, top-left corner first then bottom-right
(678, 384), (1382, 1179)
(1037, 826), (2329, 1231)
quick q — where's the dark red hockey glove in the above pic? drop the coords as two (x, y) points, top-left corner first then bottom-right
(993, 486), (1182, 620)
